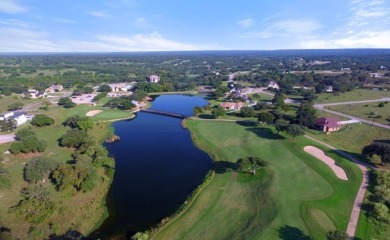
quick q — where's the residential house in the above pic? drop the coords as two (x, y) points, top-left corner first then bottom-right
(0, 111), (28, 127)
(23, 89), (46, 98)
(267, 81), (280, 90)
(149, 75), (160, 83)
(108, 83), (131, 92)
(325, 86), (333, 92)
(315, 117), (341, 133)
(45, 84), (64, 92)
(220, 102), (244, 110)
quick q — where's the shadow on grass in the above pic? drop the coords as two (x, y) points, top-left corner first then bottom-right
(374, 139), (390, 144)
(49, 229), (87, 240)
(246, 127), (285, 140)
(213, 161), (237, 174)
(198, 113), (214, 119)
(236, 121), (258, 127)
(277, 225), (312, 240)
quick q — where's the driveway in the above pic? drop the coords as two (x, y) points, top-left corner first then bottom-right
(0, 134), (16, 144)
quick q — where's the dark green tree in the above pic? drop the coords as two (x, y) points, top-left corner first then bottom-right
(362, 142), (390, 165)
(59, 129), (90, 148)
(7, 102), (23, 111)
(237, 156), (267, 175)
(275, 119), (290, 134)
(193, 106), (203, 116)
(97, 84), (112, 92)
(286, 124), (305, 138)
(211, 107), (226, 118)
(296, 101), (317, 128)
(258, 112), (275, 124)
(326, 230), (348, 240)
(240, 106), (255, 117)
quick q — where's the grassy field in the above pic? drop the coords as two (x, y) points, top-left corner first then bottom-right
(316, 89), (390, 104)
(152, 120), (361, 240)
(305, 124), (390, 165)
(0, 103), (133, 239)
(0, 95), (44, 113)
(327, 102), (390, 125)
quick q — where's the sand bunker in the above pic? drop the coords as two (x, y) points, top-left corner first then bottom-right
(86, 110), (102, 117)
(304, 146), (348, 180)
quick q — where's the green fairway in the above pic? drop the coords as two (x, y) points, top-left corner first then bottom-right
(152, 120), (361, 240)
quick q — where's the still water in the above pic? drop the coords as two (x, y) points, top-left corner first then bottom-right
(91, 95), (212, 239)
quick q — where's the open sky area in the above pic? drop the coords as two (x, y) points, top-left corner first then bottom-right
(1, 0), (390, 52)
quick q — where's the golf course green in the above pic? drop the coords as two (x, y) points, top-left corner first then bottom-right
(152, 120), (362, 240)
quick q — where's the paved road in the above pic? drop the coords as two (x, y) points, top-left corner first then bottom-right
(21, 92), (72, 112)
(0, 134), (16, 144)
(314, 98), (390, 130)
(304, 135), (370, 240)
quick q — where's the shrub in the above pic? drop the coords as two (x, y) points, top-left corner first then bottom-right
(24, 157), (58, 183)
(31, 114), (55, 127)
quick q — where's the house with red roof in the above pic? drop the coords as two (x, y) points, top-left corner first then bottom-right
(315, 117), (341, 133)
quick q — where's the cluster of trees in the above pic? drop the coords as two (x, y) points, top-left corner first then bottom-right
(58, 97), (76, 108)
(362, 142), (390, 166)
(0, 118), (17, 132)
(0, 154), (11, 190)
(104, 96), (136, 110)
(93, 91), (107, 102)
(9, 128), (47, 154)
(366, 171), (390, 223)
(7, 102), (23, 111)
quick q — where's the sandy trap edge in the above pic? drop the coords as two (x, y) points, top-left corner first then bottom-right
(86, 110), (103, 117)
(304, 146), (349, 181)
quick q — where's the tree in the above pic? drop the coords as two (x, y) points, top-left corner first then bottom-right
(275, 119), (289, 134)
(296, 101), (317, 128)
(76, 117), (94, 131)
(63, 115), (81, 128)
(60, 129), (90, 148)
(240, 106), (255, 117)
(272, 92), (287, 108)
(24, 157), (58, 183)
(9, 135), (47, 154)
(131, 90), (147, 101)
(362, 142), (390, 165)
(193, 106), (203, 116)
(258, 112), (275, 124)
(303, 91), (317, 102)
(0, 119), (17, 132)
(211, 107), (226, 118)
(97, 84), (112, 92)
(7, 102), (23, 111)
(237, 156), (267, 175)
(93, 92), (107, 102)
(132, 232), (150, 240)
(326, 230), (348, 240)
(31, 114), (55, 127)
(10, 185), (55, 223)
(58, 97), (76, 108)
(254, 102), (268, 110)
(213, 86), (230, 98)
(372, 202), (390, 222)
(286, 124), (305, 138)
(83, 86), (94, 94)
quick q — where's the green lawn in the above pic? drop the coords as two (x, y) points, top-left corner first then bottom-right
(327, 102), (390, 125)
(0, 95), (44, 113)
(316, 89), (390, 104)
(152, 120), (361, 240)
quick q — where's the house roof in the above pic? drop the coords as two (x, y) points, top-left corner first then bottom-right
(315, 117), (340, 128)
(220, 102), (235, 108)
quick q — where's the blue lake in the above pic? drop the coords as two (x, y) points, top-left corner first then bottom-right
(91, 95), (212, 239)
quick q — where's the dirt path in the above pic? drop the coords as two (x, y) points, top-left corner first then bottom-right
(314, 98), (390, 130)
(0, 134), (16, 144)
(304, 135), (369, 239)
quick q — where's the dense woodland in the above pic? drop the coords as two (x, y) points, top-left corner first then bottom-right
(0, 49), (390, 95)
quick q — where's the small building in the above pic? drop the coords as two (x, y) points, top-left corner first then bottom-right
(23, 89), (46, 98)
(267, 81), (280, 90)
(0, 111), (28, 126)
(149, 75), (160, 83)
(325, 86), (333, 93)
(108, 83), (130, 92)
(45, 84), (64, 92)
(220, 102), (244, 110)
(315, 117), (341, 133)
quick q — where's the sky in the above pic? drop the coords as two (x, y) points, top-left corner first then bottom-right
(0, 0), (390, 52)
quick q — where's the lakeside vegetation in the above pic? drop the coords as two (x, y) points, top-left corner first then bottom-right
(0, 103), (129, 239)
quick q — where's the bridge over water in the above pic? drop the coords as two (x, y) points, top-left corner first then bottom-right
(140, 109), (187, 119)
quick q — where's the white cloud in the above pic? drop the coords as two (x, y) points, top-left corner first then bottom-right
(241, 19), (321, 38)
(135, 17), (146, 24)
(52, 18), (77, 24)
(0, 28), (221, 52)
(0, 0), (27, 14)
(237, 18), (254, 28)
(301, 31), (390, 49)
(0, 19), (33, 28)
(87, 11), (110, 18)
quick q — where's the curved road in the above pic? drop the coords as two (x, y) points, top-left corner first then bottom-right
(314, 97), (390, 130)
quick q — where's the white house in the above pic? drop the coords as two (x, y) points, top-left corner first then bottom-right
(108, 83), (130, 92)
(149, 75), (160, 83)
(23, 89), (46, 99)
(267, 81), (280, 90)
(0, 111), (28, 126)
(326, 86), (333, 92)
